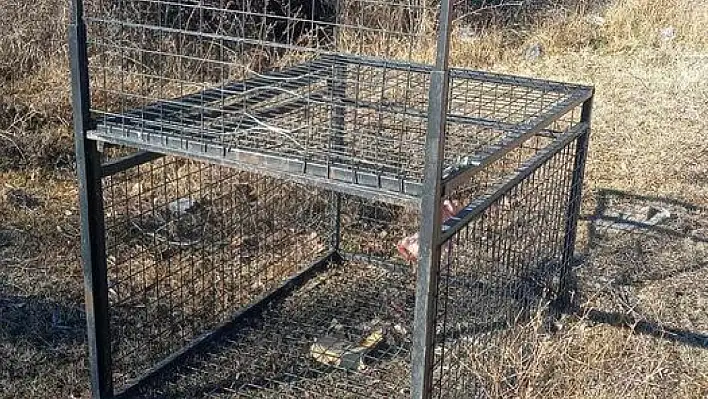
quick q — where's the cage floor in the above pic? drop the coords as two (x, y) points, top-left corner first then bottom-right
(123, 255), (551, 398)
(134, 260), (417, 398)
(89, 54), (591, 204)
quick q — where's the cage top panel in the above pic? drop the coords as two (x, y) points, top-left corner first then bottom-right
(88, 54), (591, 204)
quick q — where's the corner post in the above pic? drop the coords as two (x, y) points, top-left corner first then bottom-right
(411, 0), (454, 396)
(558, 92), (593, 311)
(328, 60), (347, 253)
(69, 1), (114, 397)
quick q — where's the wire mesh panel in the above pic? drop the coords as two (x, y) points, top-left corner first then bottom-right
(109, 194), (420, 398)
(80, 0), (590, 200)
(132, 260), (416, 398)
(101, 153), (334, 388)
(431, 127), (586, 398)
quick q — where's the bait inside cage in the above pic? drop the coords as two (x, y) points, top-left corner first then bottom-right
(69, 0), (594, 397)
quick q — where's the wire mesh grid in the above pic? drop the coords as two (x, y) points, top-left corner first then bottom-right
(102, 153), (334, 387)
(98, 122), (589, 398)
(80, 0), (590, 199)
(135, 260), (416, 398)
(431, 130), (584, 398)
(112, 193), (421, 398)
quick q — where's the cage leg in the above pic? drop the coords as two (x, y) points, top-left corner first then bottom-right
(328, 61), (347, 255)
(331, 193), (343, 256)
(412, 0), (455, 391)
(557, 94), (594, 312)
(411, 70), (450, 399)
(70, 2), (114, 397)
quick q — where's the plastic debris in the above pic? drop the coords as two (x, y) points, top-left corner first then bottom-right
(310, 328), (385, 371)
(167, 197), (198, 216)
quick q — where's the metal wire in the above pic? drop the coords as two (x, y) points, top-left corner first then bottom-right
(102, 154), (333, 388)
(82, 0), (589, 200)
(431, 132), (582, 399)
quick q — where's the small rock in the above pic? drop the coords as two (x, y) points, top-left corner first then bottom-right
(250, 280), (265, 291)
(108, 286), (118, 302)
(645, 206), (671, 226)
(524, 43), (543, 61)
(393, 324), (408, 336)
(457, 27), (478, 43)
(587, 15), (606, 26)
(659, 27), (676, 42)
(329, 318), (344, 332)
(360, 317), (382, 332)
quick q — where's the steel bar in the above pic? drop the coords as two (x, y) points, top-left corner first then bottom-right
(557, 93), (594, 309)
(70, 0), (113, 396)
(101, 151), (164, 177)
(88, 129), (425, 206)
(411, 0), (456, 393)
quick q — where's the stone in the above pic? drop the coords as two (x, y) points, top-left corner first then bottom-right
(524, 43), (543, 61)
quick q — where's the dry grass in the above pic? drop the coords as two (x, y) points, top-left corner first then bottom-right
(1, 0), (707, 397)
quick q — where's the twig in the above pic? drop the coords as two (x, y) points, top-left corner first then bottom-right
(0, 130), (25, 162)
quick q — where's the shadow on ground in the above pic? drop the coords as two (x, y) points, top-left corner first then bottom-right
(0, 283), (86, 351)
(566, 187), (708, 348)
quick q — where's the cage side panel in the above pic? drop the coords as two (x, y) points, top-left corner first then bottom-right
(118, 194), (418, 398)
(431, 134), (580, 398)
(136, 260), (415, 398)
(102, 155), (333, 388)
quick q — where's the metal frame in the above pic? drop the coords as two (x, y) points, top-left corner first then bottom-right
(557, 95), (593, 310)
(70, 0), (594, 395)
(69, 0), (112, 396)
(410, 0), (455, 395)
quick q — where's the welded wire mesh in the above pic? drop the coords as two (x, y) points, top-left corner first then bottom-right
(81, 0), (589, 199)
(102, 153), (334, 387)
(133, 260), (416, 398)
(114, 192), (422, 398)
(431, 130), (584, 398)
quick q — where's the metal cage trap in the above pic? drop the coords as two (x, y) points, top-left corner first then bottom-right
(68, 0), (593, 397)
